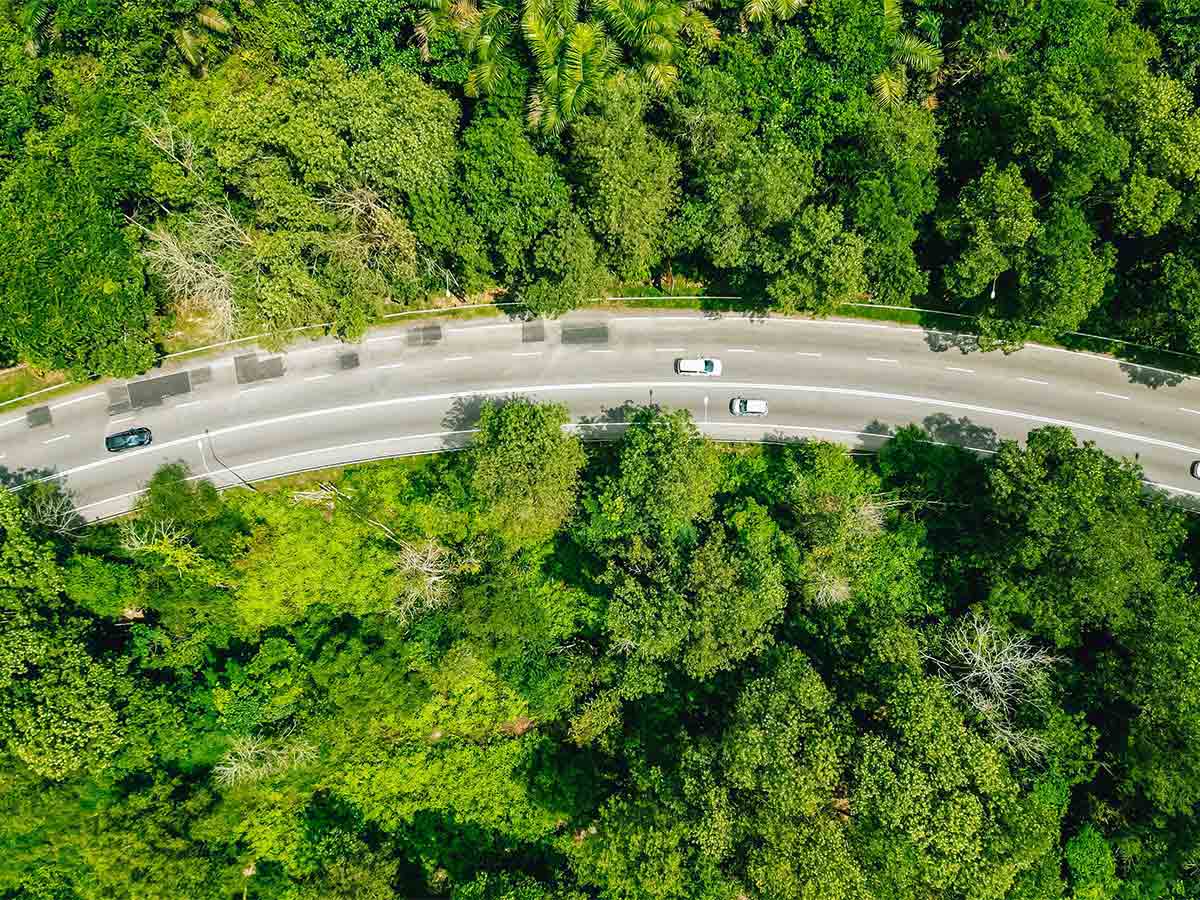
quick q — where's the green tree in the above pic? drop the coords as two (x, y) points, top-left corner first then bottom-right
(569, 78), (680, 281)
(470, 399), (586, 547)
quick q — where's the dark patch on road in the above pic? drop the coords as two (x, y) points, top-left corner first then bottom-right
(106, 386), (131, 416)
(235, 354), (285, 384)
(25, 406), (51, 428)
(128, 370), (192, 408)
(561, 323), (610, 345)
(522, 320), (546, 343)
(338, 352), (360, 370)
(407, 325), (443, 347)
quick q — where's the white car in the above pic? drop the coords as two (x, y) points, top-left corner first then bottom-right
(674, 357), (722, 376)
(730, 397), (768, 416)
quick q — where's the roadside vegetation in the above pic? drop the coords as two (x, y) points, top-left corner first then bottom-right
(2, 0), (1200, 377)
(3, 401), (1200, 897)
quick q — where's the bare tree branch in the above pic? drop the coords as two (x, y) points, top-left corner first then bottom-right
(925, 614), (1063, 760)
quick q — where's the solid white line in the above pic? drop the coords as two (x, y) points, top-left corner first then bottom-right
(512, 351), (543, 357)
(655, 348), (686, 352)
(49, 393), (104, 410)
(239, 384), (274, 393)
(445, 355), (473, 362)
(23, 380), (1200, 492)
(945, 366), (975, 374)
(1180, 408), (1200, 416)
(376, 362), (405, 370)
(796, 352), (823, 357)
(365, 335), (405, 344)
(1097, 391), (1130, 400)
(445, 323), (518, 333)
(197, 439), (212, 474)
(74, 486), (148, 512)
(174, 400), (198, 408)
(0, 415), (25, 428)
(614, 317), (704, 323)
(111, 415), (135, 424)
(1028, 343), (1194, 382)
(304, 374), (334, 382)
(1143, 480), (1200, 498)
(42, 434), (70, 444)
(587, 350), (615, 354)
(867, 357), (899, 364)
(1018, 377), (1050, 385)
(726, 349), (755, 353)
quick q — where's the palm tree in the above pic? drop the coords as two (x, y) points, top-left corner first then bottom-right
(594, 0), (690, 92)
(14, 0), (57, 56)
(523, 0), (619, 132)
(419, 0), (517, 97)
(174, 5), (231, 77)
(871, 0), (943, 111)
(741, 0), (804, 26)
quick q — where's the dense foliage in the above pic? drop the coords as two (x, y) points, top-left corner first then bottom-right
(2, 401), (1200, 897)
(3, 0), (1200, 374)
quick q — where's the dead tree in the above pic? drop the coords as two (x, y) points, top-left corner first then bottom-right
(925, 614), (1062, 759)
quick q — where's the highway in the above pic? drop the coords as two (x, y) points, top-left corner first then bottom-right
(3, 309), (1200, 520)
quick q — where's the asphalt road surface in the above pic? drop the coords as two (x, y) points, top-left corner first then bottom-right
(4, 309), (1200, 520)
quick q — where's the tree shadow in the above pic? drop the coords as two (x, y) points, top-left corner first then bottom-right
(863, 419), (895, 438)
(924, 330), (981, 354)
(1118, 361), (1187, 389)
(0, 464), (57, 490)
(576, 400), (641, 426)
(440, 393), (510, 433)
(919, 413), (1001, 452)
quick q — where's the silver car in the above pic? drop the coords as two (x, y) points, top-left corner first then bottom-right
(730, 398), (768, 416)
(674, 357), (722, 376)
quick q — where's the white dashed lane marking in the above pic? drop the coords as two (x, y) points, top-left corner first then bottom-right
(945, 366), (975, 374)
(42, 434), (71, 445)
(867, 357), (899, 364)
(1097, 391), (1130, 401)
(1018, 377), (1050, 386)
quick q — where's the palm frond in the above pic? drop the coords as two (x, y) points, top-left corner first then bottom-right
(881, 0), (902, 35)
(893, 31), (942, 72)
(641, 58), (678, 92)
(195, 5), (230, 33)
(743, 0), (772, 21)
(681, 8), (719, 45)
(871, 66), (906, 110)
(174, 26), (204, 69)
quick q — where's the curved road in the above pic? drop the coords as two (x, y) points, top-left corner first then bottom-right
(3, 310), (1200, 519)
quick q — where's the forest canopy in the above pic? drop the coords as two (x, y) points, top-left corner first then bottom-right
(2, 0), (1200, 375)
(3, 402), (1200, 898)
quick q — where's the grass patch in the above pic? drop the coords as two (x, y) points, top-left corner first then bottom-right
(0, 367), (72, 408)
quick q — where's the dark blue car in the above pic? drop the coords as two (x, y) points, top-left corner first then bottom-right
(105, 427), (152, 452)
